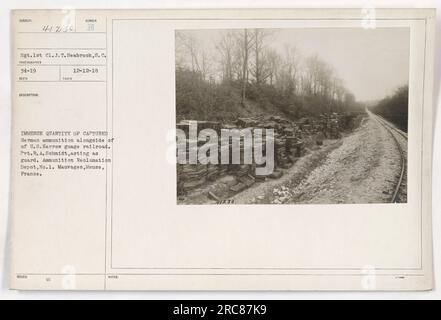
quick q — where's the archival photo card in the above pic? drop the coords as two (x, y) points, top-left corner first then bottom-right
(9, 9), (435, 291)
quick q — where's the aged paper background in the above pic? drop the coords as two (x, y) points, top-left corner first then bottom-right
(2, 4), (438, 295)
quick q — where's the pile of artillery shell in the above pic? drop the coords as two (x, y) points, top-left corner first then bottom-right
(328, 119), (341, 139)
(275, 135), (291, 169)
(177, 163), (207, 193)
(176, 114), (341, 195)
(176, 138), (211, 194)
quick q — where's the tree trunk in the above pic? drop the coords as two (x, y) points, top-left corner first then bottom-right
(241, 29), (248, 106)
(255, 29), (260, 85)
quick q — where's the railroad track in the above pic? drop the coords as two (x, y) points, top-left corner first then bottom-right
(368, 110), (408, 203)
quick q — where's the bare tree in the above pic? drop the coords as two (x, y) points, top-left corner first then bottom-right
(305, 55), (335, 98)
(266, 48), (281, 86)
(249, 29), (273, 85)
(175, 29), (357, 119)
(305, 55), (320, 95)
(200, 50), (211, 81)
(185, 34), (201, 73)
(235, 29), (253, 106)
(216, 31), (236, 83)
(276, 44), (300, 95)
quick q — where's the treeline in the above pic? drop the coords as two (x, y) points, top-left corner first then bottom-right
(371, 85), (408, 132)
(175, 29), (361, 122)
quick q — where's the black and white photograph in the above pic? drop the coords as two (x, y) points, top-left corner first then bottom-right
(175, 27), (409, 205)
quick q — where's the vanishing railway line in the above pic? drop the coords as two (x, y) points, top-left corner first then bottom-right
(368, 110), (408, 203)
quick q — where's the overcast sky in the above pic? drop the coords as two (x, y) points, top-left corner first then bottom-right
(178, 28), (410, 102)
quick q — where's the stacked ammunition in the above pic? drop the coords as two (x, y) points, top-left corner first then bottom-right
(177, 141), (207, 193)
(236, 117), (259, 128)
(274, 135), (290, 169)
(286, 136), (299, 160)
(325, 114), (341, 139)
(176, 122), (221, 194)
(218, 135), (232, 177)
(177, 163), (207, 194)
(176, 113), (341, 196)
(230, 135), (253, 177)
(328, 119), (340, 139)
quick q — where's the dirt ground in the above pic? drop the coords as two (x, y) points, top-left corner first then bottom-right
(233, 115), (403, 204)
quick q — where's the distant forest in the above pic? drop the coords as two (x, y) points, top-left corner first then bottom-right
(175, 29), (362, 123)
(370, 85), (408, 132)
